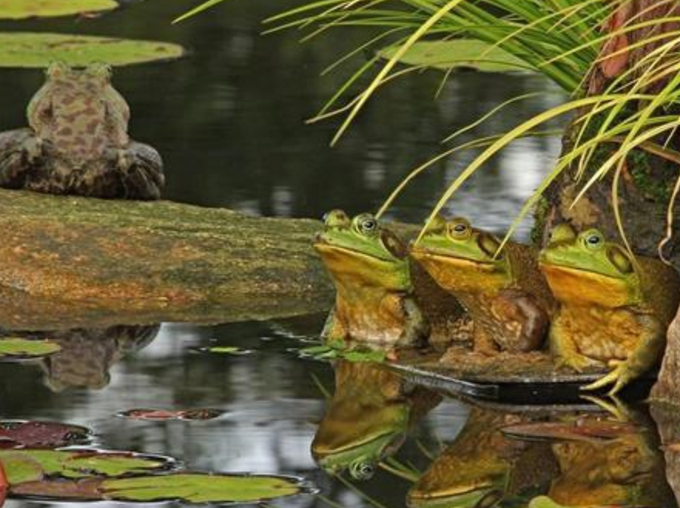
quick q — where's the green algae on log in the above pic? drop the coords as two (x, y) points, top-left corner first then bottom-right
(0, 189), (333, 330)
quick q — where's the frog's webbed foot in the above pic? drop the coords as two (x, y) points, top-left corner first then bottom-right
(555, 352), (600, 373)
(580, 393), (631, 422)
(115, 143), (164, 200)
(581, 360), (632, 395)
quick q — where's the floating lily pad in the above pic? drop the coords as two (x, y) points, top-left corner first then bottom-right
(379, 39), (530, 73)
(0, 449), (174, 484)
(0, 0), (117, 20)
(102, 473), (309, 504)
(0, 338), (61, 360)
(0, 33), (185, 69)
(502, 420), (639, 443)
(11, 477), (104, 501)
(0, 420), (92, 449)
(297, 342), (386, 363)
(118, 409), (224, 421)
(192, 346), (253, 356)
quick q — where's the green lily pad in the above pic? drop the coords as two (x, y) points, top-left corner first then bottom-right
(0, 33), (185, 69)
(0, 0), (117, 20)
(0, 338), (61, 360)
(102, 473), (306, 504)
(379, 39), (530, 73)
(0, 449), (173, 484)
(298, 343), (386, 363)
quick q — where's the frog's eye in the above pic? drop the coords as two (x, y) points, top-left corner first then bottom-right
(349, 461), (375, 481)
(607, 246), (634, 274)
(581, 229), (604, 251)
(355, 215), (379, 236)
(447, 218), (472, 240)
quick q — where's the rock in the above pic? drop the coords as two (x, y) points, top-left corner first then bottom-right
(651, 304), (680, 404)
(0, 189), (333, 329)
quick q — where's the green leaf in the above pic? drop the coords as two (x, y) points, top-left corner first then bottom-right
(0, 338), (61, 359)
(0, 33), (185, 69)
(102, 473), (304, 503)
(379, 39), (531, 73)
(0, 0), (117, 20)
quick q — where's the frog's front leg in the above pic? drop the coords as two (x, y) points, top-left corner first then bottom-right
(113, 142), (164, 200)
(583, 314), (664, 395)
(550, 312), (601, 372)
(0, 129), (41, 187)
(321, 307), (348, 344)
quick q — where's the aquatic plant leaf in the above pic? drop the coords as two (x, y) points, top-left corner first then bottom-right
(0, 421), (91, 448)
(0, 450), (172, 482)
(11, 478), (104, 501)
(299, 343), (385, 363)
(0, 338), (60, 359)
(502, 420), (639, 443)
(102, 473), (304, 503)
(379, 40), (530, 73)
(0, 33), (185, 69)
(118, 409), (224, 421)
(0, 0), (117, 19)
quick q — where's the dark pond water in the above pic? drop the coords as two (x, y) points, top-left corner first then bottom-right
(0, 1), (678, 508)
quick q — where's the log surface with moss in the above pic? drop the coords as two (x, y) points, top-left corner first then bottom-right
(0, 189), (334, 329)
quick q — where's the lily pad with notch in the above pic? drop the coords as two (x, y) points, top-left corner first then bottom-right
(118, 409), (225, 421)
(101, 472), (313, 504)
(0, 33), (185, 69)
(0, 338), (61, 361)
(0, 420), (92, 449)
(0, 0), (117, 20)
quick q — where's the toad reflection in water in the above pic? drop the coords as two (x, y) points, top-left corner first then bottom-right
(0, 63), (164, 200)
(8, 324), (160, 391)
(311, 361), (441, 479)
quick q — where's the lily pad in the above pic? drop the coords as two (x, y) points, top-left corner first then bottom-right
(118, 409), (224, 421)
(297, 342), (386, 363)
(0, 338), (61, 360)
(379, 39), (530, 73)
(193, 346), (253, 356)
(0, 33), (185, 69)
(102, 473), (308, 504)
(0, 449), (174, 484)
(0, 0), (117, 20)
(0, 420), (92, 449)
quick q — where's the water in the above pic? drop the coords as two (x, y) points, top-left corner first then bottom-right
(0, 1), (677, 507)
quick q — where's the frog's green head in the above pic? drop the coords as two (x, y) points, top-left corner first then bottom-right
(314, 210), (410, 290)
(409, 216), (511, 293)
(539, 224), (641, 306)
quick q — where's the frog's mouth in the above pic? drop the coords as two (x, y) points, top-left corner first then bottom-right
(410, 249), (501, 272)
(313, 430), (405, 472)
(314, 237), (399, 263)
(407, 484), (501, 508)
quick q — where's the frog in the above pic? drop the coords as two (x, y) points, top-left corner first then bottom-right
(539, 223), (680, 395)
(311, 361), (441, 480)
(409, 216), (555, 355)
(0, 62), (164, 200)
(407, 407), (557, 508)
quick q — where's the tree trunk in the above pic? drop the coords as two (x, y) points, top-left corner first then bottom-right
(537, 0), (680, 265)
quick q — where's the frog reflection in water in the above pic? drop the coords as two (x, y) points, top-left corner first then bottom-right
(539, 224), (680, 394)
(410, 216), (555, 354)
(314, 211), (468, 347)
(311, 361), (441, 479)
(0, 62), (164, 199)
(407, 406), (556, 508)
(25, 324), (159, 391)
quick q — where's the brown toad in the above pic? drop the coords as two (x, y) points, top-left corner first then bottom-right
(0, 62), (164, 199)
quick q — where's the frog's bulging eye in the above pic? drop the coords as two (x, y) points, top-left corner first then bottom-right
(582, 230), (605, 251)
(349, 461), (375, 481)
(356, 215), (379, 236)
(447, 218), (471, 240)
(607, 246), (634, 274)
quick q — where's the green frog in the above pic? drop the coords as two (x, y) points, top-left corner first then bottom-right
(0, 62), (164, 199)
(311, 361), (440, 479)
(314, 211), (469, 347)
(539, 224), (680, 394)
(410, 216), (555, 354)
(407, 407), (556, 508)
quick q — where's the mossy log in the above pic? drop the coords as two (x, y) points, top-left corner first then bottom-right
(0, 189), (334, 330)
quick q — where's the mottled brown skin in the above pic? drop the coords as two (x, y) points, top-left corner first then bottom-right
(0, 63), (163, 200)
(540, 224), (680, 394)
(411, 218), (555, 355)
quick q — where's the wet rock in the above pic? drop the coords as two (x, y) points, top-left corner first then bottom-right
(651, 305), (680, 404)
(0, 189), (333, 329)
